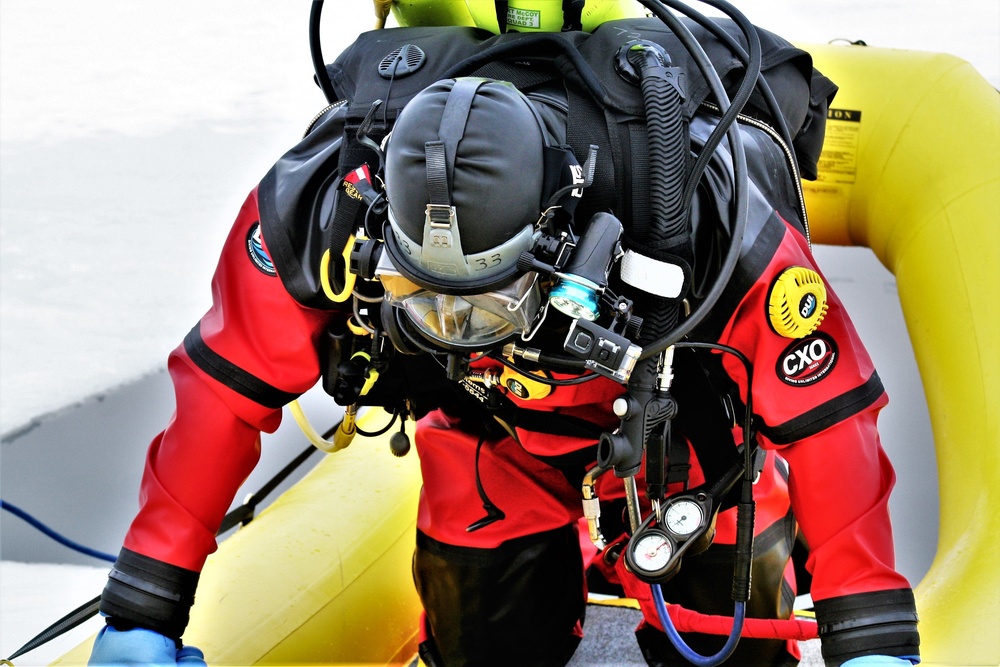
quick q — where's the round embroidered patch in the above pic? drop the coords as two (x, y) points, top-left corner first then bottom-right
(246, 221), (276, 276)
(776, 332), (838, 386)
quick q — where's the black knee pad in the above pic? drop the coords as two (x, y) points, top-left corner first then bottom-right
(413, 525), (585, 666)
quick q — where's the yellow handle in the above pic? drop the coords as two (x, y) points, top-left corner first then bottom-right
(320, 234), (357, 303)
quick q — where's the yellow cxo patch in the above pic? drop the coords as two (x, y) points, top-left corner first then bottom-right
(767, 267), (828, 338)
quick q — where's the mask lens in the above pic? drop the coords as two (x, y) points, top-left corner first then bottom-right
(379, 273), (423, 301)
(404, 293), (518, 345)
(377, 255), (542, 349)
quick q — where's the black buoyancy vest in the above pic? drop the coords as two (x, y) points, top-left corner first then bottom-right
(258, 16), (836, 312)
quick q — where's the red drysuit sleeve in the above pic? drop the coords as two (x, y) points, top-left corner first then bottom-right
(713, 218), (911, 601)
(122, 187), (335, 572)
(779, 412), (910, 600)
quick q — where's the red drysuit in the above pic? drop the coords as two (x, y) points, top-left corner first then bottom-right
(105, 185), (911, 664)
(98, 17), (919, 666)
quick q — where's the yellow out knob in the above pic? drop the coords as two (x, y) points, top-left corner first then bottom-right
(767, 267), (828, 338)
(500, 367), (553, 401)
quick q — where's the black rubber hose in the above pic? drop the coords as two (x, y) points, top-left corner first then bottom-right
(625, 44), (689, 346)
(635, 0), (750, 358)
(635, 49), (689, 247)
(659, 0), (763, 219)
(309, 0), (337, 103)
(731, 480), (756, 602)
(660, 0), (793, 151)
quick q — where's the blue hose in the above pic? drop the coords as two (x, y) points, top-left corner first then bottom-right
(1, 498), (116, 563)
(652, 583), (745, 666)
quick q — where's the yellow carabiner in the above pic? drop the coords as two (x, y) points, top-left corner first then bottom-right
(320, 234), (357, 303)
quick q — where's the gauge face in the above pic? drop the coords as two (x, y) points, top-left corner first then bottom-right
(665, 499), (704, 537)
(631, 531), (673, 573)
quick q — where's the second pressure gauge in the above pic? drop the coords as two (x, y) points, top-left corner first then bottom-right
(664, 498), (705, 537)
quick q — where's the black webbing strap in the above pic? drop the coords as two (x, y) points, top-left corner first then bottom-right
(424, 78), (482, 222)
(439, 77), (482, 186)
(628, 121), (652, 241)
(673, 349), (742, 488)
(424, 141), (450, 216)
(666, 423), (692, 487)
(561, 0), (584, 31)
(4, 595), (102, 662)
(565, 86), (619, 216)
(495, 1), (508, 33)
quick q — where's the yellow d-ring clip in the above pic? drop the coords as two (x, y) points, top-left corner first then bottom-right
(320, 234), (357, 303)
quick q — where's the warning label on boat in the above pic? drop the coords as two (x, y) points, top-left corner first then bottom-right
(817, 109), (862, 184)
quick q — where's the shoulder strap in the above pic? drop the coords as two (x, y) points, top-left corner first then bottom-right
(672, 348), (742, 488)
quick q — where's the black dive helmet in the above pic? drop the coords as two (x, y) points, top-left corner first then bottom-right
(378, 77), (597, 352)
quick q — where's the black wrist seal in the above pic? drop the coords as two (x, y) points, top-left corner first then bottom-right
(98, 547), (200, 641)
(815, 588), (920, 666)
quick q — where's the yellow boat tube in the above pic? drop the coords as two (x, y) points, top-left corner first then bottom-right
(800, 43), (999, 666)
(53, 44), (998, 667)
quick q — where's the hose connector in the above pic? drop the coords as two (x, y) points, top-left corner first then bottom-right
(332, 404), (359, 452)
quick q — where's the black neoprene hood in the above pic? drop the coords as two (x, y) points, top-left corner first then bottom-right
(383, 77), (547, 293)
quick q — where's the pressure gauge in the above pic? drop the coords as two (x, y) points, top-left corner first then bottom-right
(664, 498), (705, 537)
(624, 527), (677, 582)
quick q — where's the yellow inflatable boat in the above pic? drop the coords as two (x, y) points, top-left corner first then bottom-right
(53, 41), (998, 667)
(801, 42), (999, 667)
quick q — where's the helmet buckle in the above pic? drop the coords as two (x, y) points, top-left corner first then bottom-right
(425, 203), (456, 226)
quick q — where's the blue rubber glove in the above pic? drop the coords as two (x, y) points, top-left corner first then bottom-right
(88, 625), (207, 666)
(841, 657), (919, 666)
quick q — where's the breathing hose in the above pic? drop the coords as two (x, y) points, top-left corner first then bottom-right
(661, 0), (763, 220)
(309, 0), (336, 104)
(635, 0), (755, 358)
(632, 47), (689, 247)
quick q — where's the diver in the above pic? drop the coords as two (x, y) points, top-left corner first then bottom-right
(88, 1), (920, 666)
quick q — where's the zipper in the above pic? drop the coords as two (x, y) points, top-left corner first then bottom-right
(303, 99), (347, 138)
(527, 90), (569, 114)
(699, 102), (812, 248)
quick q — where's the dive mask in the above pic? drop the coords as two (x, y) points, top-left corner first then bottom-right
(376, 251), (544, 352)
